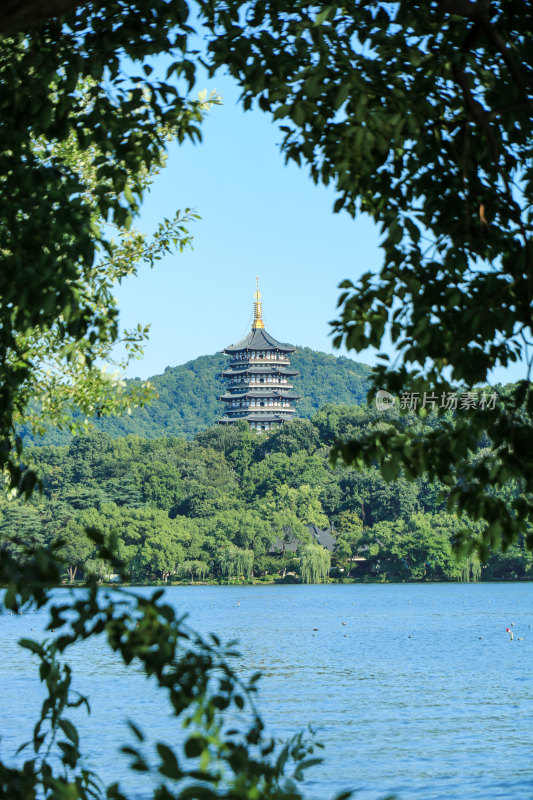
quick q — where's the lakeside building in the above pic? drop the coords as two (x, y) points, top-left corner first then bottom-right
(218, 280), (301, 431)
(268, 525), (372, 574)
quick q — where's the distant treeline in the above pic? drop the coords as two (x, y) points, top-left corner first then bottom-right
(3, 404), (531, 584)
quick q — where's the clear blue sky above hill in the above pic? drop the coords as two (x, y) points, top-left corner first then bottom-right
(115, 68), (521, 387)
(115, 70), (382, 378)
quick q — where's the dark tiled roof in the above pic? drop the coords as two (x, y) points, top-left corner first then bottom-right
(224, 327), (295, 353)
(308, 525), (336, 552)
(269, 526), (337, 554)
(268, 534), (301, 554)
(267, 527), (371, 561)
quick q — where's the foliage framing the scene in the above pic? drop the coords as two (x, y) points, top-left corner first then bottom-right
(0, 6), (325, 800)
(0, 0), (213, 494)
(199, 0), (533, 557)
(3, 0), (533, 553)
(1, 0), (533, 798)
(0, 543), (323, 800)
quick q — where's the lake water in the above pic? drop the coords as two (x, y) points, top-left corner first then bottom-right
(1, 583), (532, 799)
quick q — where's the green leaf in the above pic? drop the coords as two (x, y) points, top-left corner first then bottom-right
(59, 719), (79, 747)
(18, 638), (44, 656)
(184, 736), (206, 758)
(157, 742), (182, 780)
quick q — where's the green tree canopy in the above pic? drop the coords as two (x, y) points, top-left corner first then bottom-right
(243, 452), (329, 500)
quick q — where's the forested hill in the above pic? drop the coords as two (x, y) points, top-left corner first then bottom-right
(23, 347), (372, 445)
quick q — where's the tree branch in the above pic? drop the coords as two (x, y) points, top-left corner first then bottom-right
(0, 0), (93, 35)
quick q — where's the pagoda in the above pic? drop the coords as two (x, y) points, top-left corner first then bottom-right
(218, 280), (301, 431)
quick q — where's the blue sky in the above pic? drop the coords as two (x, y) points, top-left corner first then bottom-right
(115, 69), (522, 387)
(115, 71), (383, 379)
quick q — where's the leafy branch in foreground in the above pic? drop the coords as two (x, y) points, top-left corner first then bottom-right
(12, 75), (218, 452)
(0, 536), (328, 800)
(15, 204), (200, 440)
(0, 1), (219, 492)
(200, 0), (533, 556)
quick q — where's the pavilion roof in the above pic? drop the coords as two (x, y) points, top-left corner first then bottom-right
(268, 526), (338, 554)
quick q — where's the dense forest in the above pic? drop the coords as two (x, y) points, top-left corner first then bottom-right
(19, 348), (372, 445)
(5, 404), (531, 585)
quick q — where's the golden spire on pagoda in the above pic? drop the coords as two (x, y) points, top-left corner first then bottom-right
(252, 275), (265, 329)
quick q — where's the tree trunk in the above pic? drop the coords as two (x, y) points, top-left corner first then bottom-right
(68, 564), (77, 584)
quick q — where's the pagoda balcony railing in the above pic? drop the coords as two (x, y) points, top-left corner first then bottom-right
(250, 422), (278, 430)
(227, 402), (294, 410)
(230, 354), (290, 363)
(226, 390), (294, 394)
(226, 378), (292, 386)
(249, 381), (289, 386)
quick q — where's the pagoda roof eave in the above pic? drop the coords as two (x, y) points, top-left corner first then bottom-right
(245, 413), (294, 422)
(221, 366), (300, 377)
(224, 327), (295, 353)
(219, 408), (295, 418)
(220, 391), (302, 400)
(218, 415), (290, 424)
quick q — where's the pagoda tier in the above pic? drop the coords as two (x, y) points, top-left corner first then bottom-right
(219, 412), (294, 425)
(221, 365), (299, 377)
(219, 391), (302, 401)
(218, 281), (301, 431)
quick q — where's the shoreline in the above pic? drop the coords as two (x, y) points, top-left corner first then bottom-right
(27, 576), (533, 589)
